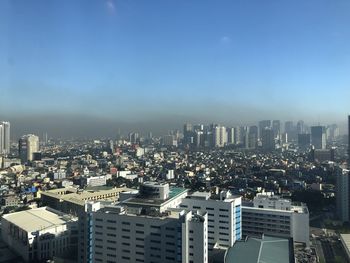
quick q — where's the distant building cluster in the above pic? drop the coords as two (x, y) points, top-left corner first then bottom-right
(179, 120), (339, 153)
(0, 115), (349, 262)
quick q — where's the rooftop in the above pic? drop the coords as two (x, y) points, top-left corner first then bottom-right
(225, 236), (293, 263)
(2, 207), (77, 233)
(124, 187), (187, 207)
(41, 186), (133, 206)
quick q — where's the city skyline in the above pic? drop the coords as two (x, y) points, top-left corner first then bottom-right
(0, 115), (347, 139)
(1, 0), (350, 126)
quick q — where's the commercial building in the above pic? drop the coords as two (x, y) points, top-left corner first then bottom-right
(285, 121), (296, 142)
(336, 167), (350, 222)
(78, 182), (207, 263)
(261, 128), (275, 151)
(259, 120), (271, 139)
(272, 120), (281, 139)
(162, 135), (178, 147)
(18, 134), (39, 163)
(298, 134), (311, 150)
(227, 127), (235, 145)
(179, 191), (242, 252)
(242, 192), (309, 247)
(214, 126), (227, 148)
(1, 207), (78, 262)
(183, 123), (194, 145)
(247, 126), (258, 149)
(310, 148), (335, 162)
(311, 126), (326, 150)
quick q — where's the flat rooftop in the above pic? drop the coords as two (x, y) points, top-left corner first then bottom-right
(41, 187), (133, 206)
(124, 187), (187, 207)
(225, 236), (293, 263)
(2, 207), (76, 233)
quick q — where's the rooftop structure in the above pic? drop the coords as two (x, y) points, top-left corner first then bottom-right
(123, 184), (188, 213)
(2, 207), (75, 233)
(225, 235), (294, 263)
(41, 186), (132, 216)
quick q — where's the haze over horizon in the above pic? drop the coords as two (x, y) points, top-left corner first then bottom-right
(1, 0), (350, 137)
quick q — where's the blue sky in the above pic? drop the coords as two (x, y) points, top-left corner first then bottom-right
(1, 0), (350, 125)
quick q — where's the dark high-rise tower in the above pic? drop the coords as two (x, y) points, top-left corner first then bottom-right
(348, 115), (350, 166)
(258, 120), (271, 139)
(311, 126), (326, 149)
(272, 120), (281, 139)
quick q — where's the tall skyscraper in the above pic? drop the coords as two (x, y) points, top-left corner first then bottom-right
(19, 134), (39, 163)
(349, 115), (350, 167)
(298, 134), (311, 150)
(214, 125), (227, 147)
(272, 120), (281, 139)
(0, 121), (10, 155)
(183, 123), (194, 144)
(336, 167), (350, 222)
(129, 132), (139, 144)
(297, 120), (305, 134)
(261, 127), (275, 151)
(247, 126), (258, 149)
(227, 127), (235, 145)
(311, 126), (326, 149)
(234, 126), (244, 145)
(258, 120), (271, 139)
(284, 121), (297, 141)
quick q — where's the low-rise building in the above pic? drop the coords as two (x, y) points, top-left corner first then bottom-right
(41, 186), (132, 216)
(1, 207), (78, 262)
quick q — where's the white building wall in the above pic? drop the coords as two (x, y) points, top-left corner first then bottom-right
(180, 196), (242, 251)
(291, 210), (310, 247)
(84, 205), (207, 263)
(242, 205), (310, 246)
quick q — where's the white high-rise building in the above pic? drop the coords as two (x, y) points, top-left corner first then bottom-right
(78, 183), (208, 263)
(227, 127), (235, 145)
(179, 191), (242, 252)
(242, 192), (310, 247)
(0, 121), (10, 155)
(214, 126), (227, 147)
(336, 167), (350, 222)
(19, 134), (39, 163)
(77, 182), (243, 263)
